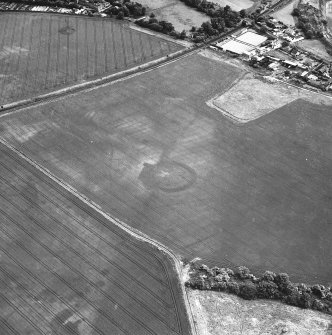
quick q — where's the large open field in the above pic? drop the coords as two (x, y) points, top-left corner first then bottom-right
(139, 0), (209, 31)
(212, 0), (255, 11)
(1, 51), (331, 285)
(296, 39), (332, 62)
(0, 141), (192, 335)
(272, 0), (298, 26)
(327, 0), (332, 33)
(0, 12), (183, 105)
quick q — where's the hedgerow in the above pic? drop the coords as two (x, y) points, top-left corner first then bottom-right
(185, 261), (332, 314)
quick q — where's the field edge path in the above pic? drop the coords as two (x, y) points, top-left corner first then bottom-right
(0, 45), (196, 115)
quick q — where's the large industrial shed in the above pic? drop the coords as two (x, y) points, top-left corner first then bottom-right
(216, 30), (267, 55)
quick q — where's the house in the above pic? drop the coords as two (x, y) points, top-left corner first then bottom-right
(308, 74), (319, 81)
(268, 62), (280, 70)
(297, 63), (308, 70)
(283, 60), (298, 68)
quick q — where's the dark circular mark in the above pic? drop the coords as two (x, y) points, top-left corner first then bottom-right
(58, 26), (76, 35)
(139, 160), (197, 193)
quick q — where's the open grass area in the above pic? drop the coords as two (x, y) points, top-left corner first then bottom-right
(1, 51), (331, 286)
(0, 12), (183, 105)
(0, 141), (192, 335)
(139, 0), (209, 31)
(272, 0), (298, 26)
(188, 290), (332, 335)
(213, 0), (255, 11)
(208, 74), (332, 122)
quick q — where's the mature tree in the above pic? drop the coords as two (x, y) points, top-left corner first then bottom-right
(292, 8), (300, 16)
(239, 282), (257, 300)
(239, 9), (246, 18)
(116, 11), (124, 19)
(258, 281), (280, 299)
(236, 266), (251, 279)
(282, 40), (290, 48)
(180, 30), (187, 39)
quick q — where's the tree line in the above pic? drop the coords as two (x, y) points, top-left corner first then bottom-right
(178, 0), (246, 42)
(185, 261), (332, 313)
(136, 13), (187, 39)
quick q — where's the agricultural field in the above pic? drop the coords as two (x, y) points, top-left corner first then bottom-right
(296, 39), (332, 62)
(212, 0), (255, 11)
(0, 12), (183, 105)
(139, 0), (208, 31)
(1, 50), (331, 286)
(0, 141), (192, 335)
(327, 0), (332, 32)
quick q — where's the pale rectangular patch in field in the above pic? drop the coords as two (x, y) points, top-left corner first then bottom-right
(207, 74), (332, 123)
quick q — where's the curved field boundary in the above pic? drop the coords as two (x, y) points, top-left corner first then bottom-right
(0, 136), (198, 335)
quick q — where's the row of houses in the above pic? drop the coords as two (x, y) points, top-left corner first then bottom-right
(249, 49), (332, 90)
(257, 16), (305, 42)
(212, 15), (332, 92)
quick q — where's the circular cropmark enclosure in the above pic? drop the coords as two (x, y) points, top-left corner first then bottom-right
(139, 161), (197, 192)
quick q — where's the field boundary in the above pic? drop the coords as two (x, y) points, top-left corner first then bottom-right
(0, 136), (198, 335)
(0, 47), (198, 118)
(206, 73), (332, 124)
(0, 11), (188, 47)
(205, 71), (248, 124)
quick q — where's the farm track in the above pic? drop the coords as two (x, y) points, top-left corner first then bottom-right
(0, 139), (194, 335)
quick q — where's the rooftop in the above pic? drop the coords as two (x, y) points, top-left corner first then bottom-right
(236, 31), (268, 46)
(216, 40), (255, 55)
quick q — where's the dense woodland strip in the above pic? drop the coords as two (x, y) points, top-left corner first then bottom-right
(185, 261), (332, 314)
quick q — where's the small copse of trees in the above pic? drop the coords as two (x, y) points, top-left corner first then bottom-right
(105, 0), (146, 19)
(135, 13), (187, 38)
(185, 261), (332, 314)
(177, 0), (245, 42)
(292, 2), (325, 39)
